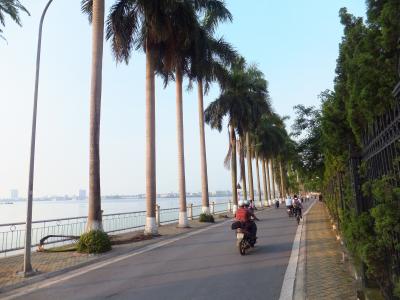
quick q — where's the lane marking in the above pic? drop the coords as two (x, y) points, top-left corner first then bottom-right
(279, 200), (316, 300)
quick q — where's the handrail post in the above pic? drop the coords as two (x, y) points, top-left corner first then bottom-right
(156, 205), (160, 226)
(188, 203), (193, 220)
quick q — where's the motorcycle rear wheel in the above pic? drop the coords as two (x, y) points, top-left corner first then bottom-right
(239, 239), (246, 255)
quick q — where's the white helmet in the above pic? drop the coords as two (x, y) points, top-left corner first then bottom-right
(238, 200), (245, 207)
(244, 200), (250, 206)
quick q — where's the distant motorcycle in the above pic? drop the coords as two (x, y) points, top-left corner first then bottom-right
(293, 206), (301, 225)
(286, 206), (294, 217)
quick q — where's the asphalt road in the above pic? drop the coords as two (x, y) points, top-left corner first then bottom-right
(12, 203), (307, 300)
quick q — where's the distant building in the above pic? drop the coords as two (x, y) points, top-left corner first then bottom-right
(78, 189), (86, 200)
(10, 189), (18, 200)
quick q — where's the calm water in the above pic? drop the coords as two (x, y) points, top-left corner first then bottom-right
(0, 196), (230, 224)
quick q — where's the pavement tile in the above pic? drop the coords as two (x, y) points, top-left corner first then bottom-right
(305, 202), (357, 300)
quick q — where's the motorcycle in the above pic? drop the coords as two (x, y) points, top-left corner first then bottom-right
(231, 221), (256, 255)
(293, 206), (301, 225)
(286, 206), (294, 217)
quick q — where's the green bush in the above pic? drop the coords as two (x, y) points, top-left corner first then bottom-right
(77, 230), (112, 254)
(340, 177), (400, 299)
(394, 279), (400, 298)
(199, 213), (214, 223)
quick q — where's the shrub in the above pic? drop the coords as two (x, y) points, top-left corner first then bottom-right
(199, 213), (214, 223)
(394, 279), (400, 298)
(77, 230), (112, 254)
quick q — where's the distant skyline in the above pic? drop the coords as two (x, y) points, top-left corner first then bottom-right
(0, 1), (366, 198)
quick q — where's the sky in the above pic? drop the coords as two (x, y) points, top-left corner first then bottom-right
(0, 0), (366, 198)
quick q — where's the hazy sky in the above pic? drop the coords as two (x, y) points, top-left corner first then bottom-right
(0, 1), (366, 198)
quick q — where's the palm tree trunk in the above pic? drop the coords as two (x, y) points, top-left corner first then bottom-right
(144, 44), (157, 235)
(197, 79), (209, 213)
(255, 153), (262, 207)
(279, 160), (285, 202)
(239, 137), (247, 200)
(262, 158), (268, 206)
(246, 132), (254, 201)
(87, 0), (104, 232)
(271, 158), (276, 201)
(230, 126), (238, 213)
(266, 159), (272, 206)
(176, 66), (188, 227)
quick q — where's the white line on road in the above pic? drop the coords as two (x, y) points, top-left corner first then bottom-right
(1, 220), (231, 300)
(278, 200), (316, 300)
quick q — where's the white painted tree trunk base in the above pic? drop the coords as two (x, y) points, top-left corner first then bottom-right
(86, 220), (103, 232)
(202, 206), (210, 214)
(178, 211), (189, 228)
(144, 217), (158, 235)
(232, 204), (238, 215)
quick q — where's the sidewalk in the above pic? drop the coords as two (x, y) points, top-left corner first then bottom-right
(0, 214), (232, 292)
(304, 201), (357, 299)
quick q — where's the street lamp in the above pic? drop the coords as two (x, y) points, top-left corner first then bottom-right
(23, 0), (54, 275)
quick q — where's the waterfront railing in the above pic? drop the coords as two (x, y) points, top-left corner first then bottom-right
(0, 201), (229, 256)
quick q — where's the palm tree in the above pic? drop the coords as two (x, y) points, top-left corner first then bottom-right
(244, 65), (271, 201)
(159, 1), (233, 227)
(189, 19), (235, 213)
(261, 156), (269, 206)
(205, 58), (270, 212)
(0, 0), (29, 40)
(255, 113), (287, 205)
(254, 150), (262, 206)
(82, 0), (105, 231)
(106, 0), (228, 233)
(237, 137), (247, 200)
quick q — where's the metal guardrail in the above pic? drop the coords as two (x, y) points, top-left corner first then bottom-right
(0, 201), (229, 256)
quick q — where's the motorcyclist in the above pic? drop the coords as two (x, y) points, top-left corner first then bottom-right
(285, 195), (293, 215)
(235, 200), (259, 242)
(248, 199), (257, 213)
(292, 195), (303, 218)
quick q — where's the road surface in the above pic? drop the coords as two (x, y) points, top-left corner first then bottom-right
(10, 203), (308, 300)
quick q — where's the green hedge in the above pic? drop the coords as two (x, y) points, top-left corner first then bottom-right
(332, 177), (400, 299)
(199, 213), (214, 223)
(77, 230), (112, 254)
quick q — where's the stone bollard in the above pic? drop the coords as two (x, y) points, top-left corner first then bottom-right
(156, 205), (160, 226)
(188, 203), (193, 220)
(228, 201), (232, 212)
(211, 201), (215, 215)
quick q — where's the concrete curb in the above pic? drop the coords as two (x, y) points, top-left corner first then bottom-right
(294, 214), (306, 300)
(279, 200), (316, 300)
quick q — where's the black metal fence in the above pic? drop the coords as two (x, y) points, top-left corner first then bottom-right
(361, 82), (400, 187)
(346, 82), (400, 293)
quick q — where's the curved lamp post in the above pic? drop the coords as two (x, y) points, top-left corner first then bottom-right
(23, 0), (54, 275)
